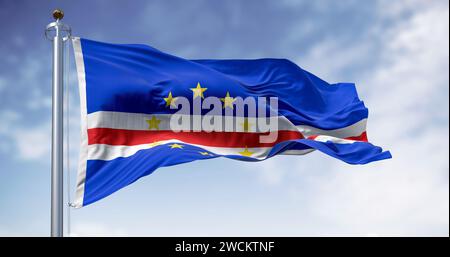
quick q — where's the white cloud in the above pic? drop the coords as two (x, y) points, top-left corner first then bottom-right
(0, 110), (51, 161)
(13, 124), (51, 161)
(252, 158), (287, 186)
(4, 111), (80, 162)
(0, 110), (21, 134)
(0, 110), (21, 154)
(300, 37), (376, 82)
(0, 49), (79, 162)
(252, 0), (449, 236)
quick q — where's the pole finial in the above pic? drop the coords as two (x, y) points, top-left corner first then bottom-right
(45, 10), (71, 41)
(52, 9), (64, 20)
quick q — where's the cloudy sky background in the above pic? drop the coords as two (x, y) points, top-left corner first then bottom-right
(0, 0), (448, 236)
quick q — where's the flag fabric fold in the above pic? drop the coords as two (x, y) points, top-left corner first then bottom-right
(72, 37), (391, 208)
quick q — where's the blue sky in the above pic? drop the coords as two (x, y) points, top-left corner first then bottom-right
(0, 0), (448, 236)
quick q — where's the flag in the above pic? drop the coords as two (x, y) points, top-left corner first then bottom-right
(72, 37), (391, 208)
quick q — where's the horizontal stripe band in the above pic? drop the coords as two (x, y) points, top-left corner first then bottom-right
(87, 133), (365, 161)
(87, 127), (368, 147)
(87, 111), (367, 138)
(88, 128), (305, 147)
(87, 140), (314, 161)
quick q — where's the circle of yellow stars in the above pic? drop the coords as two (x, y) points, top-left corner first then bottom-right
(144, 82), (255, 157)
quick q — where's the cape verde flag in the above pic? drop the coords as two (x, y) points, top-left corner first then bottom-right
(72, 37), (391, 208)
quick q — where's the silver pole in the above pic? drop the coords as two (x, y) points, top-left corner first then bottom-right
(46, 9), (71, 237)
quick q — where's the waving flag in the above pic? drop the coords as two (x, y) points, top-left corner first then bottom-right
(72, 37), (391, 208)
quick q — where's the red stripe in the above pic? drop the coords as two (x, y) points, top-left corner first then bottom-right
(347, 131), (368, 142)
(88, 128), (305, 147)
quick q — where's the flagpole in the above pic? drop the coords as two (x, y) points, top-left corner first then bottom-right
(46, 9), (71, 237)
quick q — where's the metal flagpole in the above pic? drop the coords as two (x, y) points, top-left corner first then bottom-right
(45, 9), (71, 237)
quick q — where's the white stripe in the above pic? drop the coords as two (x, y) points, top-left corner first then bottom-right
(312, 135), (360, 144)
(296, 119), (367, 138)
(86, 110), (367, 137)
(72, 37), (87, 209)
(86, 134), (361, 161)
(87, 140), (314, 161)
(88, 140), (274, 160)
(281, 149), (315, 155)
(87, 111), (294, 132)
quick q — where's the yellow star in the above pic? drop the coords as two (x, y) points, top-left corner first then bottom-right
(148, 141), (162, 147)
(146, 116), (161, 130)
(239, 146), (254, 157)
(199, 151), (210, 156)
(220, 92), (236, 109)
(190, 82), (207, 99)
(240, 118), (253, 132)
(164, 91), (178, 108)
(169, 143), (183, 149)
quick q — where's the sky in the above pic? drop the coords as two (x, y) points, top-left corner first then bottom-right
(0, 0), (448, 236)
